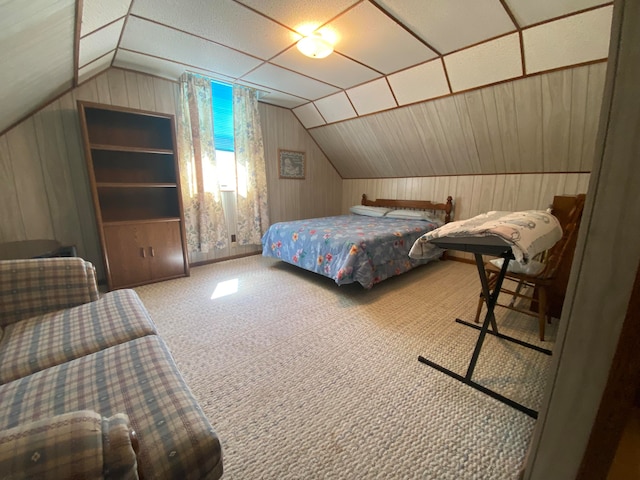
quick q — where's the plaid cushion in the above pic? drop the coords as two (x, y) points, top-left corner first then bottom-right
(0, 258), (99, 327)
(103, 413), (139, 480)
(0, 410), (138, 480)
(0, 336), (223, 480)
(0, 289), (158, 384)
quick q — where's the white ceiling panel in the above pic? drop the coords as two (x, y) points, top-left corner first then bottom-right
(242, 63), (339, 100)
(314, 92), (357, 124)
(293, 103), (326, 128)
(346, 78), (396, 116)
(79, 18), (124, 68)
(81, 0), (131, 37)
(1, 0), (615, 141)
(120, 17), (262, 79)
(523, 6), (612, 74)
(114, 49), (238, 83)
(377, 0), (516, 54)
(114, 50), (187, 80)
(236, 0), (358, 33)
(78, 51), (114, 84)
(329, 2), (437, 74)
(445, 33), (522, 92)
(271, 47), (380, 89)
(505, 0), (610, 27)
(255, 90), (308, 109)
(0, 0), (75, 133)
(388, 59), (450, 106)
(131, 0), (297, 60)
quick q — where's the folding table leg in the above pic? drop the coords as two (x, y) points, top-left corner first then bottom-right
(418, 253), (540, 418)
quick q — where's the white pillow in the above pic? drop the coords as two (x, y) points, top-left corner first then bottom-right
(385, 209), (438, 223)
(490, 258), (545, 276)
(349, 205), (392, 217)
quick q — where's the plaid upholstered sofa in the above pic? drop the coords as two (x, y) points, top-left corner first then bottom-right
(0, 257), (223, 479)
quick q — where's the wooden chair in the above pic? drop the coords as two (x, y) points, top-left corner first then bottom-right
(474, 195), (586, 341)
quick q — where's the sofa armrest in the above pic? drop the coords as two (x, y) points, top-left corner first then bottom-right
(0, 410), (139, 480)
(0, 257), (99, 327)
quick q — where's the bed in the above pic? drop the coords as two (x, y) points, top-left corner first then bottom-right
(261, 194), (454, 288)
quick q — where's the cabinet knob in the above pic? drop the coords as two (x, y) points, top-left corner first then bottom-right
(140, 247), (146, 258)
(150, 246), (155, 257)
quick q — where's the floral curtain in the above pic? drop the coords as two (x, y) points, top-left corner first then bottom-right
(233, 86), (270, 245)
(177, 73), (228, 254)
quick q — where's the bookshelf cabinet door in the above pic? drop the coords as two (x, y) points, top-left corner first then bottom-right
(103, 224), (152, 288)
(103, 221), (187, 289)
(146, 221), (187, 280)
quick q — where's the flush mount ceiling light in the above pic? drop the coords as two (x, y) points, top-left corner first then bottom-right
(297, 33), (333, 59)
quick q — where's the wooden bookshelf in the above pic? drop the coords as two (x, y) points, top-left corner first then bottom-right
(77, 101), (189, 290)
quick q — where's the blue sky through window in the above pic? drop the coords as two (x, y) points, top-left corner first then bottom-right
(211, 81), (234, 152)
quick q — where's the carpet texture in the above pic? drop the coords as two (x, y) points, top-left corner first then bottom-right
(134, 256), (557, 479)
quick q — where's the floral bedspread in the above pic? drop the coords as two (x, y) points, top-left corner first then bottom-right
(261, 215), (443, 288)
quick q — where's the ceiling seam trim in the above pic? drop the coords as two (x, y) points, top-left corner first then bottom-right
(341, 171), (591, 181)
(498, 0), (526, 76)
(79, 14), (126, 40)
(443, 29), (520, 58)
(127, 14), (268, 63)
(311, 102), (328, 126)
(384, 77), (399, 108)
(111, 0), (136, 69)
(118, 47), (241, 83)
(230, 0), (305, 34)
(369, 0), (441, 56)
(73, 0), (83, 87)
(79, 49), (116, 70)
(499, 0), (521, 29)
(523, 2), (614, 30)
(440, 57), (453, 94)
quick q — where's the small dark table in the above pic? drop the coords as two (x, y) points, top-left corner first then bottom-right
(418, 236), (552, 418)
(0, 240), (76, 260)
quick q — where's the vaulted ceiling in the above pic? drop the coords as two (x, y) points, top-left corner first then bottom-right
(1, 0), (613, 175)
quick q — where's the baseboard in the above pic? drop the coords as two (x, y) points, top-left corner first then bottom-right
(190, 250), (261, 268)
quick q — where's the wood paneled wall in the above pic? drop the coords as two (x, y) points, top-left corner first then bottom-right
(311, 63), (606, 179)
(258, 102), (343, 223)
(0, 68), (344, 274)
(0, 64), (599, 274)
(0, 69), (181, 278)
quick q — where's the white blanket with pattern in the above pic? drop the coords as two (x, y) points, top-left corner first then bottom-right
(409, 210), (562, 264)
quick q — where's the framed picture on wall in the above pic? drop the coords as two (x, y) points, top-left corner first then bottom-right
(278, 149), (305, 179)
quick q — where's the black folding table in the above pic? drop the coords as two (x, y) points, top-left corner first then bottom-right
(418, 236), (552, 418)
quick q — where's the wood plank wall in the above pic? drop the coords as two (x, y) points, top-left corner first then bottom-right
(0, 68), (343, 274)
(0, 69), (181, 278)
(343, 173), (590, 260)
(258, 103), (343, 224)
(311, 63), (606, 178)
(0, 64), (603, 273)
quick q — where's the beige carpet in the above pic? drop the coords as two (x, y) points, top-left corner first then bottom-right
(134, 255), (557, 479)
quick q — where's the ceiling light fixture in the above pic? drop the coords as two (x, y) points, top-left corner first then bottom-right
(297, 33), (333, 59)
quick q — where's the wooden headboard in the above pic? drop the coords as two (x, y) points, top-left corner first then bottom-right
(361, 194), (454, 223)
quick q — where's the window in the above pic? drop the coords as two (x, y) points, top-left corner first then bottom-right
(211, 81), (235, 190)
